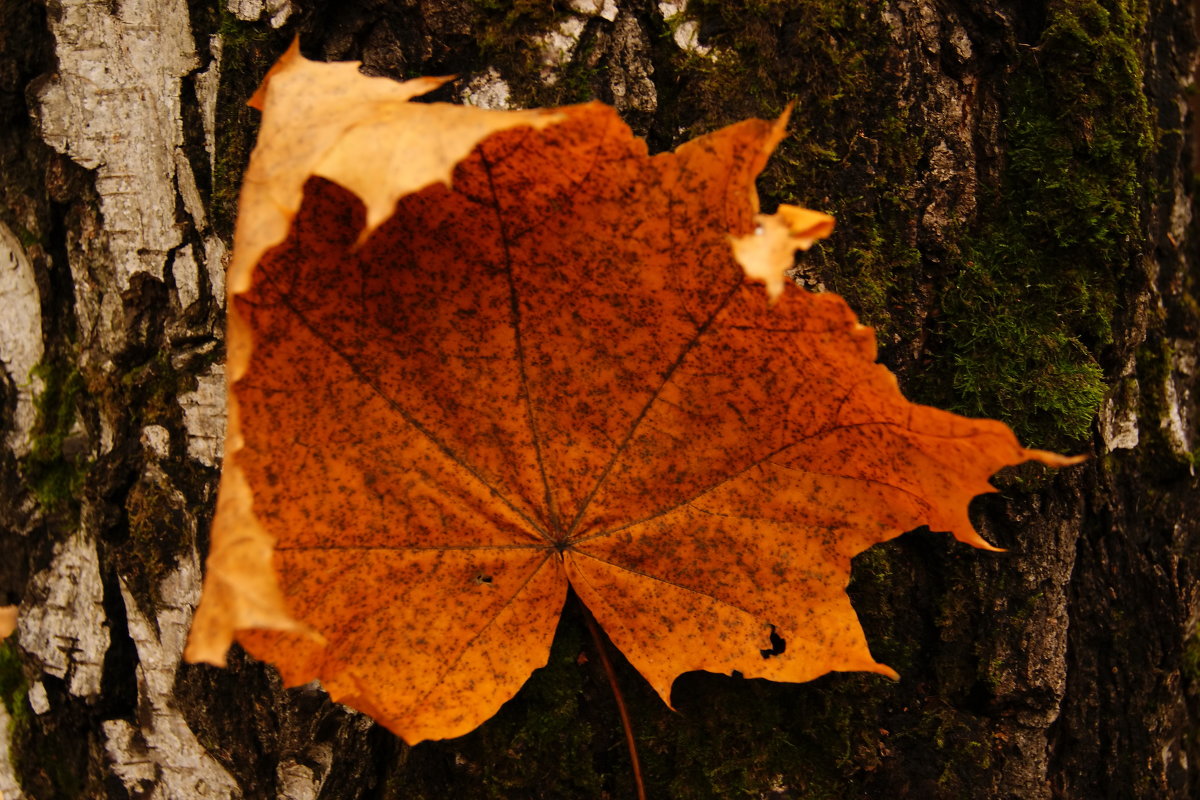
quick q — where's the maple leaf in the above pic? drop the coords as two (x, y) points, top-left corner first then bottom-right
(184, 44), (1081, 744)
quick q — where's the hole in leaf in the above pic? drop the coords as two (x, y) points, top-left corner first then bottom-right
(760, 625), (786, 659)
(475, 574), (493, 585)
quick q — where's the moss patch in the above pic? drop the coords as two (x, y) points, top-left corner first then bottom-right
(925, 0), (1152, 449)
(1182, 630), (1200, 685)
(19, 359), (88, 514)
(0, 641), (31, 795)
(8, 681), (92, 800)
(468, 0), (561, 63)
(0, 641), (30, 730)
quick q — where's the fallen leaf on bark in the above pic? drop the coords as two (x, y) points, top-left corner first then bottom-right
(185, 43), (1082, 744)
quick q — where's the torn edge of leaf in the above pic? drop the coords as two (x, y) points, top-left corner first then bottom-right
(720, 103), (835, 300)
(731, 206), (836, 300)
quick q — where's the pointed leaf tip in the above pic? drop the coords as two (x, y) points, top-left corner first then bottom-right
(875, 663), (902, 682)
(1024, 449), (1089, 468)
(248, 37), (302, 111)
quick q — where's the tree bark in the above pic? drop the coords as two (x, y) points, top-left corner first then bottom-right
(1, 1), (1197, 798)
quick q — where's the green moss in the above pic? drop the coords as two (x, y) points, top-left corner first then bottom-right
(926, 0), (1152, 450)
(982, 655), (1007, 690)
(120, 350), (183, 422)
(938, 236), (1109, 445)
(555, 38), (602, 106)
(1182, 631), (1200, 684)
(0, 641), (29, 795)
(11, 223), (41, 250)
(0, 641), (30, 730)
(469, 0), (560, 60)
(462, 1), (618, 111)
(1011, 590), (1045, 624)
(19, 360), (88, 513)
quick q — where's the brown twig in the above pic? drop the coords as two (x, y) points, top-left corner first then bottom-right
(582, 605), (647, 800)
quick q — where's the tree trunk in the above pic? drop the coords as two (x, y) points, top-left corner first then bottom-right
(1, 1), (1197, 798)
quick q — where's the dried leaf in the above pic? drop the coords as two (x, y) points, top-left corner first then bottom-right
(186, 47), (1081, 744)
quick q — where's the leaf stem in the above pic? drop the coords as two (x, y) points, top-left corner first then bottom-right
(582, 605), (647, 800)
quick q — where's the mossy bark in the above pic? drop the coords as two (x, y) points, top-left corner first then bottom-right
(1, 1), (1197, 798)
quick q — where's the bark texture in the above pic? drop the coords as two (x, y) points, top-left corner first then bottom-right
(1, 1), (1197, 798)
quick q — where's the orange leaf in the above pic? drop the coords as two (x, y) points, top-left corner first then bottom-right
(185, 47), (1082, 744)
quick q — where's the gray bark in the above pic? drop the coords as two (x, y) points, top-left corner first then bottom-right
(1, 1), (1197, 798)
